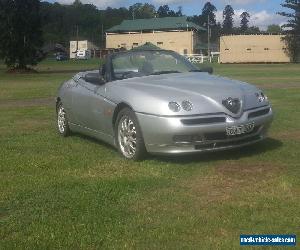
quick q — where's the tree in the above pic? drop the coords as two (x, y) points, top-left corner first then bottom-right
(157, 5), (182, 17)
(0, 0), (44, 69)
(129, 3), (156, 19)
(222, 5), (235, 34)
(278, 0), (300, 62)
(247, 26), (260, 34)
(201, 2), (219, 42)
(157, 5), (171, 17)
(267, 24), (282, 33)
(240, 11), (250, 33)
(202, 1), (217, 25)
(176, 6), (183, 17)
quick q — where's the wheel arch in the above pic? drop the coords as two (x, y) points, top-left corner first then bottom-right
(56, 97), (61, 112)
(112, 102), (133, 127)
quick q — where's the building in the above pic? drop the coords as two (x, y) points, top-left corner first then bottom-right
(106, 16), (206, 55)
(220, 35), (291, 63)
(69, 40), (98, 59)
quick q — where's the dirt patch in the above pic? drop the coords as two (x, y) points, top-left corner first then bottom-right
(215, 162), (282, 180)
(6, 67), (37, 74)
(0, 97), (54, 108)
(19, 119), (51, 131)
(272, 131), (300, 141)
(0, 119), (51, 134)
(130, 162), (285, 217)
(178, 162), (283, 204)
(181, 175), (233, 204)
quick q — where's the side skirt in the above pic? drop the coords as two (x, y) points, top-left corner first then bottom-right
(69, 123), (116, 147)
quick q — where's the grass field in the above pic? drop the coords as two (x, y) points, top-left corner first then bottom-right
(0, 59), (299, 249)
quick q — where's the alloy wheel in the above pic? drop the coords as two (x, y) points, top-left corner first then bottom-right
(118, 116), (137, 158)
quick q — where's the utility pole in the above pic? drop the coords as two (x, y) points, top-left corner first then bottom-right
(207, 15), (211, 63)
(76, 25), (79, 53)
(101, 23), (104, 48)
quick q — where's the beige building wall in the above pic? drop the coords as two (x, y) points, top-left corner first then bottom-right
(69, 40), (98, 59)
(106, 31), (196, 54)
(220, 35), (290, 63)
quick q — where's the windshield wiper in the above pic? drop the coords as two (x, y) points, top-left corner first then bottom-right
(150, 70), (180, 75)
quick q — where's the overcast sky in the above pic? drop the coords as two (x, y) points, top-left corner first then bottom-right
(48, 0), (289, 30)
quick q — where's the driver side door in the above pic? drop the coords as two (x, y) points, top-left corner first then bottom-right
(71, 73), (107, 133)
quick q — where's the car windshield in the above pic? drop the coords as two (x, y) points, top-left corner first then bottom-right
(111, 50), (198, 80)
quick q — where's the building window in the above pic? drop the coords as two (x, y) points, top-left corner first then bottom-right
(183, 49), (188, 55)
(264, 48), (269, 50)
(157, 42), (163, 46)
(121, 43), (126, 47)
(133, 43), (138, 46)
(246, 48), (251, 51)
(225, 48), (230, 51)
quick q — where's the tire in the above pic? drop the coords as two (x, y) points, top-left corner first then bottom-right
(115, 108), (147, 160)
(56, 101), (70, 137)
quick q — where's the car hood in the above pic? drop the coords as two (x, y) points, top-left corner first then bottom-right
(108, 72), (268, 117)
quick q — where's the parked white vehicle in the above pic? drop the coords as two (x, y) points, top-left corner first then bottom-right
(76, 50), (91, 60)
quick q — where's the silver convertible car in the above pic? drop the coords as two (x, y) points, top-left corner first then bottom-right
(56, 49), (273, 160)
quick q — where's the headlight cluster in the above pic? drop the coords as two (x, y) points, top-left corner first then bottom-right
(168, 100), (193, 112)
(256, 92), (268, 103)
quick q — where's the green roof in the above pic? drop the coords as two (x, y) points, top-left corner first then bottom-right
(131, 42), (161, 51)
(107, 16), (206, 33)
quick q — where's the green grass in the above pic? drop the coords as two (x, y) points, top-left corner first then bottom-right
(0, 60), (300, 249)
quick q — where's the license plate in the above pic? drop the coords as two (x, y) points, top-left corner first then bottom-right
(226, 122), (255, 136)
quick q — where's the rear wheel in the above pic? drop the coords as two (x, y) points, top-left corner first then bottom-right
(115, 108), (146, 160)
(57, 102), (70, 137)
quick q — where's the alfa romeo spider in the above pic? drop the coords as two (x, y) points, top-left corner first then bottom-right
(56, 49), (273, 160)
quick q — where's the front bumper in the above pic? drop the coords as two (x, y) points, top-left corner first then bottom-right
(136, 106), (273, 155)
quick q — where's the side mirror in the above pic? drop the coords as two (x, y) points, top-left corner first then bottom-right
(201, 67), (213, 74)
(84, 73), (105, 85)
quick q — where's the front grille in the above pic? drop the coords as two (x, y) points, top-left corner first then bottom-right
(204, 126), (260, 141)
(181, 117), (226, 125)
(194, 135), (261, 150)
(248, 108), (270, 119)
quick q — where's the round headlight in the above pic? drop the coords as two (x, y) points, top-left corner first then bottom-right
(182, 100), (193, 111)
(168, 102), (181, 112)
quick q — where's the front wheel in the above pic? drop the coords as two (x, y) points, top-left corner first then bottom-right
(115, 108), (146, 160)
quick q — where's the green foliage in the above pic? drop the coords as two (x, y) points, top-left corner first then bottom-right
(267, 24), (282, 33)
(246, 26), (261, 34)
(240, 11), (250, 33)
(188, 2), (220, 43)
(129, 3), (156, 19)
(0, 0), (44, 69)
(222, 5), (235, 34)
(202, 1), (217, 25)
(39, 2), (184, 48)
(157, 5), (182, 17)
(40, 2), (107, 47)
(278, 0), (300, 62)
